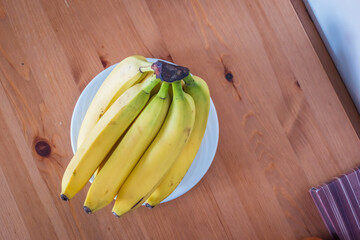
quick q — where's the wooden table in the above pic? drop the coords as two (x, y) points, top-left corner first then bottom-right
(1, 0), (359, 239)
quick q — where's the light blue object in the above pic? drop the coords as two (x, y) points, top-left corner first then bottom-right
(304, 0), (360, 113)
(70, 58), (219, 204)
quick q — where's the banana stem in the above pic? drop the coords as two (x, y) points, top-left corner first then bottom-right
(139, 65), (154, 73)
(142, 74), (161, 93)
(152, 61), (190, 83)
(157, 82), (170, 99)
(183, 74), (195, 86)
(172, 81), (184, 99)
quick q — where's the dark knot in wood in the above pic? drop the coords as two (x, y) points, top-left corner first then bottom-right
(35, 140), (51, 157)
(225, 72), (233, 82)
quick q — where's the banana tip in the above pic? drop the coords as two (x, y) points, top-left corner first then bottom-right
(112, 211), (120, 218)
(145, 203), (155, 209)
(60, 194), (69, 201)
(83, 206), (92, 214)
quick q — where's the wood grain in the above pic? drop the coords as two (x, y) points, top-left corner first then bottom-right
(291, 0), (360, 137)
(0, 0), (359, 239)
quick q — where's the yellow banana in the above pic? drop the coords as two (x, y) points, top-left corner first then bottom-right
(145, 75), (210, 207)
(92, 73), (158, 178)
(112, 81), (195, 217)
(93, 134), (124, 177)
(61, 75), (160, 201)
(77, 55), (152, 148)
(83, 82), (171, 213)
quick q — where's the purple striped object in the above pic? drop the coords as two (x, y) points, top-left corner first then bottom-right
(310, 169), (360, 240)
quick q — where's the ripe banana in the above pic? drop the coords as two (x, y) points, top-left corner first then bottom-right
(92, 73), (160, 178)
(145, 75), (210, 207)
(77, 55), (152, 148)
(61, 75), (160, 200)
(93, 134), (124, 177)
(112, 81), (195, 217)
(92, 73), (156, 178)
(83, 82), (171, 213)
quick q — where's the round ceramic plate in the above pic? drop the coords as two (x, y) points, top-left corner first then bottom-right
(70, 58), (219, 203)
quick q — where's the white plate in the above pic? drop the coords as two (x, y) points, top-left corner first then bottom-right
(70, 58), (219, 204)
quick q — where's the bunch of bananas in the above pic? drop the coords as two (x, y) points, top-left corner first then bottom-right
(61, 55), (210, 217)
